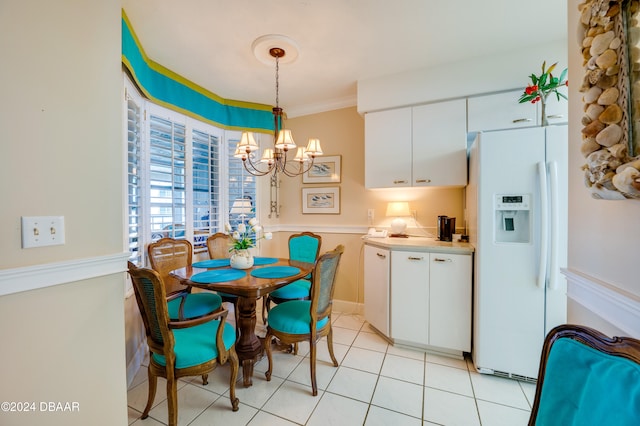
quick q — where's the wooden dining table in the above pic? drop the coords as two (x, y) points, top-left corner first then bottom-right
(171, 257), (314, 387)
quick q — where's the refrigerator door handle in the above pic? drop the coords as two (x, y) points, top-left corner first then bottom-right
(548, 161), (559, 290)
(537, 161), (549, 289)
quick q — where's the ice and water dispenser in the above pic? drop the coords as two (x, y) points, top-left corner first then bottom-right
(494, 194), (530, 243)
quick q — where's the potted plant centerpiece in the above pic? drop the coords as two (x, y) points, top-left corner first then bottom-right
(226, 218), (272, 269)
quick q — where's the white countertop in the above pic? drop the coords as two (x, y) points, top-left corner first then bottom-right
(363, 236), (474, 254)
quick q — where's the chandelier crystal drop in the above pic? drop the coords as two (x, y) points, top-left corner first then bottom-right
(234, 46), (323, 177)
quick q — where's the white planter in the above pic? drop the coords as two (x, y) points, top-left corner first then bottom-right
(230, 249), (254, 269)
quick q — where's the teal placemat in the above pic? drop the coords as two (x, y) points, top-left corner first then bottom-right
(251, 266), (301, 279)
(192, 258), (231, 268)
(191, 269), (246, 283)
(253, 257), (278, 266)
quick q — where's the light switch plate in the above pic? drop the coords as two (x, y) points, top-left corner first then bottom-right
(21, 216), (65, 248)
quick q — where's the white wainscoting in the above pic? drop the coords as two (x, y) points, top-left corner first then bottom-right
(563, 268), (640, 338)
(0, 252), (130, 296)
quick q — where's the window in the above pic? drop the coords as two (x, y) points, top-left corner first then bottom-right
(124, 77), (257, 261)
(126, 91), (143, 265)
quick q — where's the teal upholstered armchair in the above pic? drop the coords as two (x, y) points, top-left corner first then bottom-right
(262, 232), (322, 324)
(264, 244), (344, 396)
(529, 324), (640, 426)
(127, 262), (239, 426)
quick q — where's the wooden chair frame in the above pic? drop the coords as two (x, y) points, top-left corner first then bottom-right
(206, 232), (240, 337)
(264, 245), (344, 396)
(128, 262), (239, 426)
(262, 231), (322, 324)
(529, 324), (640, 425)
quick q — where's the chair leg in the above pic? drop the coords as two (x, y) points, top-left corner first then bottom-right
(262, 296), (270, 324)
(228, 347), (240, 411)
(326, 325), (339, 367)
(166, 377), (178, 426)
(201, 374), (209, 385)
(142, 368), (157, 419)
(264, 330), (274, 381)
(309, 340), (318, 396)
(233, 301), (240, 340)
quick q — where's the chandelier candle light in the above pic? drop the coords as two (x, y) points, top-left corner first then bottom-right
(235, 38), (323, 177)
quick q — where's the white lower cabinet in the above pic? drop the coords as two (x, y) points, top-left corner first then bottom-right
(390, 250), (472, 354)
(363, 245), (390, 337)
(429, 253), (472, 352)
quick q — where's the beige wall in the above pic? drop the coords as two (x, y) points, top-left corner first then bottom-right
(0, 1), (127, 424)
(255, 107), (464, 306)
(567, 1), (640, 332)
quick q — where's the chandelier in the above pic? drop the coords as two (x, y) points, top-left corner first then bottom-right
(234, 45), (323, 177)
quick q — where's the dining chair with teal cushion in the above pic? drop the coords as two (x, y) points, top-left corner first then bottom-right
(529, 324), (640, 426)
(127, 262), (239, 426)
(147, 238), (223, 321)
(206, 232), (240, 337)
(262, 232), (322, 324)
(264, 244), (344, 396)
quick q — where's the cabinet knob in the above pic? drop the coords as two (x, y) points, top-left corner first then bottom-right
(512, 118), (533, 123)
(407, 256), (424, 261)
(393, 180), (408, 184)
(433, 258), (452, 262)
(415, 179), (431, 183)
(376, 253), (387, 259)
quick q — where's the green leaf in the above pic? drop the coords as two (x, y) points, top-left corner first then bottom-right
(559, 68), (567, 82)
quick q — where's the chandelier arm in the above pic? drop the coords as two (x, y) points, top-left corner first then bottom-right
(279, 157), (317, 178)
(241, 156), (276, 177)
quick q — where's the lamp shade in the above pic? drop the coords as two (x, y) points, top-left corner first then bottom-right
(293, 147), (309, 162)
(274, 129), (296, 150)
(386, 202), (411, 217)
(230, 199), (253, 214)
(305, 138), (323, 156)
(237, 131), (260, 152)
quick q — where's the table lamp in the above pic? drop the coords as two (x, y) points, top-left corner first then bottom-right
(386, 201), (411, 237)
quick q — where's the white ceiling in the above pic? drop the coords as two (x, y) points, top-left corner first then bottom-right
(122, 0), (568, 117)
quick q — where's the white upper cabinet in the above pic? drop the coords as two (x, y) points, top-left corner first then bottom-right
(542, 85), (568, 125)
(467, 90), (537, 132)
(365, 99), (467, 188)
(412, 99), (467, 187)
(467, 89), (568, 133)
(365, 107), (412, 188)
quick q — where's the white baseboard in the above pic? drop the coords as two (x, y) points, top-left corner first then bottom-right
(334, 299), (364, 316)
(563, 268), (640, 338)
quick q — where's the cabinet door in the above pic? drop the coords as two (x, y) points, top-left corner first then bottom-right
(391, 250), (429, 345)
(542, 85), (568, 125)
(467, 90), (537, 132)
(429, 253), (472, 352)
(412, 99), (467, 186)
(364, 245), (390, 336)
(364, 107), (412, 188)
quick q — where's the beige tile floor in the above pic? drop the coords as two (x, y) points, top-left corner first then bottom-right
(127, 309), (536, 426)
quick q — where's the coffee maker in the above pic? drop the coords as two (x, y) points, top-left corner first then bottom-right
(437, 215), (456, 242)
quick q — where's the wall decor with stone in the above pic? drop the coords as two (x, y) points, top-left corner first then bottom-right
(579, 0), (640, 199)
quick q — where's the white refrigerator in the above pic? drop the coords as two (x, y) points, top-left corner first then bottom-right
(467, 125), (568, 380)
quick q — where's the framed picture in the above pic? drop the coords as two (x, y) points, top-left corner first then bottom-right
(302, 187), (340, 214)
(303, 155), (341, 183)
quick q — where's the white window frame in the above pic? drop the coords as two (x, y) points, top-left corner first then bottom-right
(123, 75), (258, 263)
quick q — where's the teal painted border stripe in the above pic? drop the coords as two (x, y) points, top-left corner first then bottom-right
(122, 13), (273, 133)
